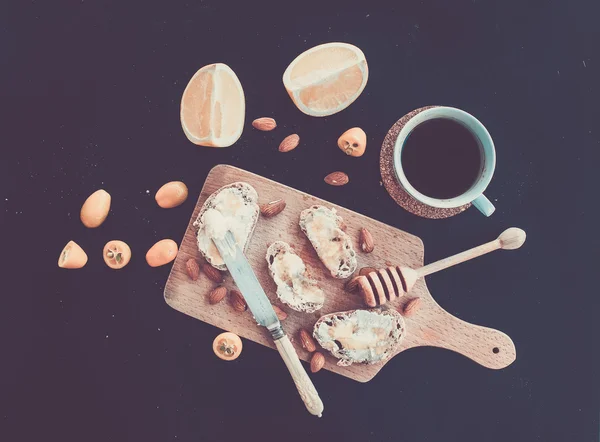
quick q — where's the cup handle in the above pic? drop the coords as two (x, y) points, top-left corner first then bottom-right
(472, 194), (495, 217)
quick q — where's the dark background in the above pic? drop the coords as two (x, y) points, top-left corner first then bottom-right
(1, 1), (598, 441)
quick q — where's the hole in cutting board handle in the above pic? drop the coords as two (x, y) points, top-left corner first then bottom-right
(492, 347), (500, 354)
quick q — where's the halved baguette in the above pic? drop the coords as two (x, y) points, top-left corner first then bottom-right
(313, 309), (405, 366)
(193, 182), (259, 270)
(266, 241), (325, 313)
(299, 205), (357, 279)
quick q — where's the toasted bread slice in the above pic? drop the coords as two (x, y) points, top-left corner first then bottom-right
(266, 241), (325, 313)
(313, 309), (405, 366)
(299, 205), (357, 279)
(193, 182), (259, 270)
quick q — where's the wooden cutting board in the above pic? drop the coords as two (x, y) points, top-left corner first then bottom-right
(164, 165), (515, 382)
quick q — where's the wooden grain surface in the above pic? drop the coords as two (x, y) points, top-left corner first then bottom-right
(164, 165), (515, 382)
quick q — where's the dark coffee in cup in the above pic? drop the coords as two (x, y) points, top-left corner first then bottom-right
(401, 118), (482, 200)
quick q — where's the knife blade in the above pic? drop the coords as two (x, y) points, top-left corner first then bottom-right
(212, 231), (279, 330)
(212, 231), (324, 417)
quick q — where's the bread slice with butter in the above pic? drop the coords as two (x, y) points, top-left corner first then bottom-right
(313, 309), (405, 366)
(266, 241), (325, 313)
(193, 182), (259, 271)
(299, 205), (357, 279)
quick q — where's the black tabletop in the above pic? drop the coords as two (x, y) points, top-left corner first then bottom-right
(1, 1), (598, 441)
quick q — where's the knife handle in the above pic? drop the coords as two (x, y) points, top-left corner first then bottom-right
(274, 335), (324, 417)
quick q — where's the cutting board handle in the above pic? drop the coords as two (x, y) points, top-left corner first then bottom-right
(404, 298), (516, 370)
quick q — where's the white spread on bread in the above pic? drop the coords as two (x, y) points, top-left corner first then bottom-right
(304, 210), (345, 271)
(271, 251), (324, 307)
(196, 187), (257, 267)
(203, 208), (229, 240)
(314, 310), (405, 366)
(299, 206), (357, 278)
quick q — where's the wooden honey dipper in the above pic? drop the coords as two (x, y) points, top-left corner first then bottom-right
(353, 228), (526, 307)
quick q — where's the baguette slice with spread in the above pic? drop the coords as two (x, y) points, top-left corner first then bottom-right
(266, 241), (325, 313)
(299, 205), (357, 279)
(193, 182), (259, 271)
(313, 309), (405, 366)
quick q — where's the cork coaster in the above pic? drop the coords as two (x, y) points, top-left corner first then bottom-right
(380, 106), (471, 219)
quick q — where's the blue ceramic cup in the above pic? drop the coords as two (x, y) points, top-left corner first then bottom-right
(393, 106), (496, 217)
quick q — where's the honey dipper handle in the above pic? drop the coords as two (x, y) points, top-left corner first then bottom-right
(417, 239), (501, 278)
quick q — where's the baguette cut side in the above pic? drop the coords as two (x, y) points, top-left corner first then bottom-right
(194, 182), (259, 270)
(266, 241), (325, 313)
(299, 205), (357, 279)
(313, 309), (405, 366)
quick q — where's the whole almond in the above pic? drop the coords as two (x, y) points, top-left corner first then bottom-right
(252, 117), (277, 131)
(279, 134), (300, 152)
(230, 289), (247, 312)
(403, 297), (421, 316)
(208, 286), (227, 305)
(359, 228), (375, 253)
(299, 329), (317, 353)
(324, 171), (349, 186)
(202, 263), (224, 283)
(260, 199), (286, 218)
(345, 275), (361, 292)
(359, 267), (377, 277)
(310, 352), (325, 373)
(272, 305), (288, 321)
(185, 259), (200, 281)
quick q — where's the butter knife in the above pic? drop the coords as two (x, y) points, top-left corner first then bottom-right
(212, 231), (324, 417)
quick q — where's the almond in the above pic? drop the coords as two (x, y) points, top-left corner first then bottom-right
(208, 286), (227, 305)
(230, 289), (247, 312)
(202, 263), (224, 283)
(279, 134), (300, 152)
(310, 352), (325, 373)
(359, 267), (377, 277)
(252, 117), (277, 131)
(272, 304), (288, 321)
(299, 329), (317, 353)
(324, 171), (349, 186)
(402, 297), (421, 316)
(260, 199), (286, 218)
(185, 259), (200, 281)
(359, 228), (374, 253)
